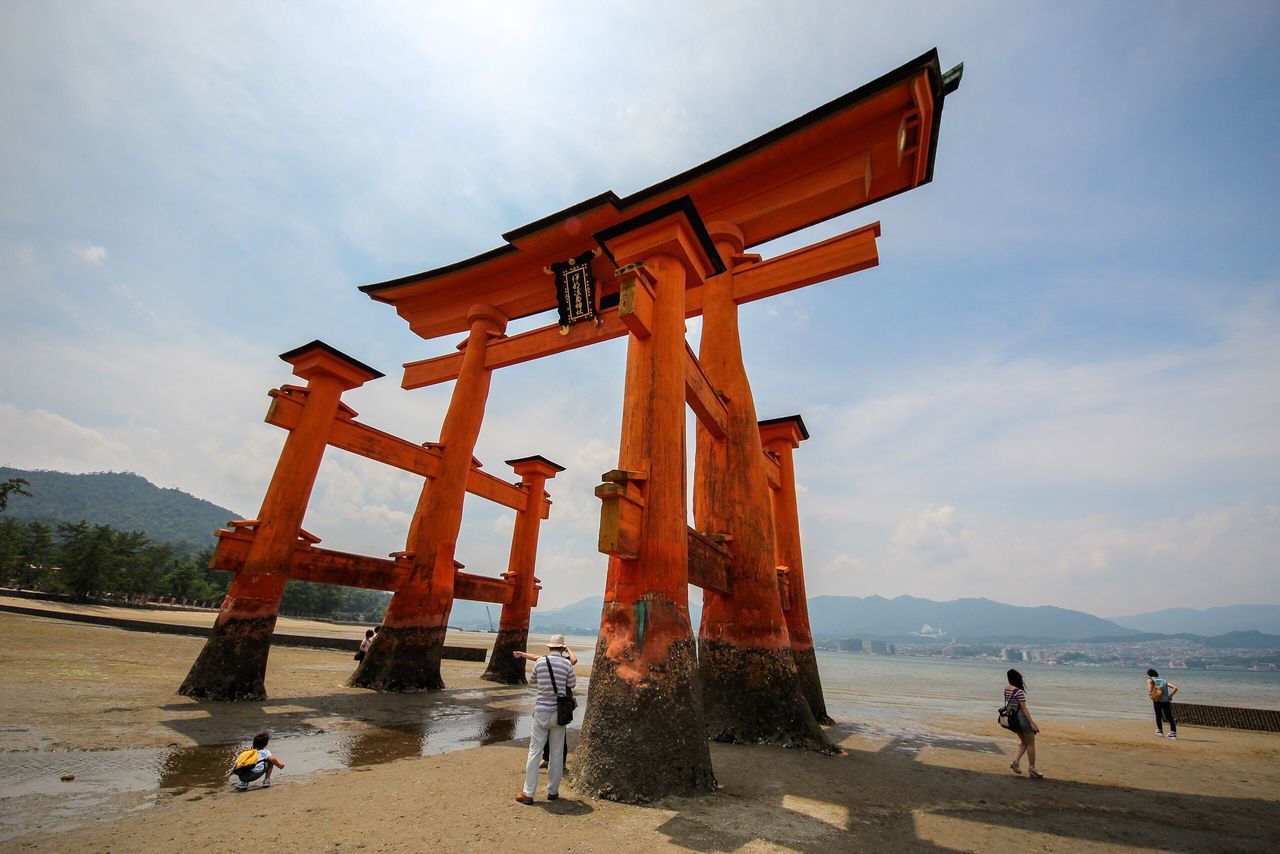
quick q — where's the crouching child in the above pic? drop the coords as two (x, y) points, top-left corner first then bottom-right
(231, 731), (284, 790)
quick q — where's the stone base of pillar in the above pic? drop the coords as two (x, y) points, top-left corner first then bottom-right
(348, 624), (446, 692)
(178, 614), (277, 701)
(793, 645), (834, 725)
(697, 639), (835, 752)
(570, 605), (715, 803)
(480, 627), (529, 684)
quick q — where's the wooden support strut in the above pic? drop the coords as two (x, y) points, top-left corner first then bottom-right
(209, 528), (531, 606)
(179, 341), (383, 702)
(264, 385), (544, 518)
(400, 222), (880, 390)
(683, 343), (728, 439)
(596, 471), (731, 596)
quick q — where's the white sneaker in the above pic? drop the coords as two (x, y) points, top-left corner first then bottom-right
(1155, 730), (1164, 736)
(235, 781), (249, 791)
(1166, 733), (1177, 739)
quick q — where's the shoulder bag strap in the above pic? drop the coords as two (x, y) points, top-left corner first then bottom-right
(545, 655), (560, 697)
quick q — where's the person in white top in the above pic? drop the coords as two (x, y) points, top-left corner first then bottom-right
(515, 635), (577, 804)
(515, 644), (578, 768)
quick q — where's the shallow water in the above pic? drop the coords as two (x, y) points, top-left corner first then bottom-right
(817, 651), (1280, 731)
(5, 647), (1278, 842)
(0, 695), (583, 842)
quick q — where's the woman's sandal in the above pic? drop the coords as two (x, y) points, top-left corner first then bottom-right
(1009, 761), (1022, 775)
(1028, 768), (1044, 779)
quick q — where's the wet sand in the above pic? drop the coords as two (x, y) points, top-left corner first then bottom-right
(0, 594), (508, 646)
(3, 611), (1279, 852)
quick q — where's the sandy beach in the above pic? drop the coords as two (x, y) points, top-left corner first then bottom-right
(2, 609), (1279, 852)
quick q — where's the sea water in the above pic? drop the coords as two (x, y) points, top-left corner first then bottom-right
(553, 634), (1280, 732)
(815, 651), (1280, 732)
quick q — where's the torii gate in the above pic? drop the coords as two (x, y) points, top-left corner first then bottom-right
(178, 340), (564, 700)
(352, 50), (962, 801)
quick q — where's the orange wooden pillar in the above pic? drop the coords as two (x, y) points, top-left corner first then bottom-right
(571, 199), (718, 802)
(180, 342), (382, 700)
(481, 455), (563, 684)
(351, 304), (507, 691)
(694, 223), (831, 749)
(760, 415), (831, 723)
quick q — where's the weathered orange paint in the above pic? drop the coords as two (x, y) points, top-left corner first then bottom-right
(351, 305), (507, 692)
(600, 255), (695, 679)
(572, 209), (717, 802)
(180, 342), (381, 700)
(352, 50), (961, 797)
(759, 415), (830, 723)
(263, 386), (535, 514)
(693, 224), (831, 749)
(695, 223), (789, 652)
(208, 528), (527, 604)
(399, 221), (879, 391)
(482, 455), (562, 684)
(362, 51), (956, 341)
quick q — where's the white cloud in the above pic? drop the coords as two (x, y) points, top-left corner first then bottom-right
(71, 243), (107, 264)
(0, 402), (135, 472)
(891, 505), (968, 566)
(1, 2), (1277, 617)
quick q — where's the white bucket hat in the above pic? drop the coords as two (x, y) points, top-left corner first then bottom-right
(546, 634), (567, 649)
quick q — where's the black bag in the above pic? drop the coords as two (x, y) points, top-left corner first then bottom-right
(998, 700), (1021, 731)
(545, 655), (577, 726)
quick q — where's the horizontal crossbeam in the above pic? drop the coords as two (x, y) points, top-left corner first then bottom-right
(210, 529), (534, 605)
(761, 451), (781, 490)
(687, 528), (732, 595)
(731, 222), (880, 304)
(265, 387), (545, 518)
(684, 343), (728, 439)
(401, 221), (879, 390)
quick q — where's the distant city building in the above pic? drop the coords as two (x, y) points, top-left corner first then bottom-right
(1000, 648), (1013, 661)
(868, 640), (889, 654)
(839, 638), (864, 652)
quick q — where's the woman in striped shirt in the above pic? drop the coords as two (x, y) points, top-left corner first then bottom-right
(1004, 668), (1043, 778)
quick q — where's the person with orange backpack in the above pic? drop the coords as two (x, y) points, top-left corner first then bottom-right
(231, 731), (285, 790)
(1147, 669), (1179, 739)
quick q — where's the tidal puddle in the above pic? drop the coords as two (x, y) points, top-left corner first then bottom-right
(0, 702), (579, 842)
(825, 720), (1002, 755)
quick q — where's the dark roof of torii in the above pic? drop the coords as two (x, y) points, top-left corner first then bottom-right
(361, 49), (962, 341)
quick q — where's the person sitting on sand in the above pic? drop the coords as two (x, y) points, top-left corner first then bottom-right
(1147, 668), (1179, 739)
(516, 635), (576, 805)
(355, 629), (374, 662)
(1004, 669), (1043, 779)
(231, 731), (285, 791)
(514, 644), (578, 769)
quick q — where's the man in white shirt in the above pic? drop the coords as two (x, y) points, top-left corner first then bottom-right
(516, 635), (577, 804)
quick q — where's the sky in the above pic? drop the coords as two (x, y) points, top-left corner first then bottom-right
(1, 1), (1277, 616)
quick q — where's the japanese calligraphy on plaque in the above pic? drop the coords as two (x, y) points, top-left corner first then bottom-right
(550, 250), (599, 334)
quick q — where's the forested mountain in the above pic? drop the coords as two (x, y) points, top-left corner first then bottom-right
(1111, 604), (1280, 636)
(806, 594), (1138, 641)
(0, 467), (237, 552)
(510, 594), (1141, 641)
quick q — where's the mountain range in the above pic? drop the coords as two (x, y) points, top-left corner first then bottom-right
(5, 466), (1275, 641)
(467, 594), (1106, 640)
(493, 595), (1280, 643)
(1110, 604), (1280, 636)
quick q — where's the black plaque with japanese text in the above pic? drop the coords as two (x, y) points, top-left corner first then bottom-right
(550, 250), (599, 331)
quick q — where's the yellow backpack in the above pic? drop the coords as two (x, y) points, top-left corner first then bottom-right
(234, 748), (260, 770)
